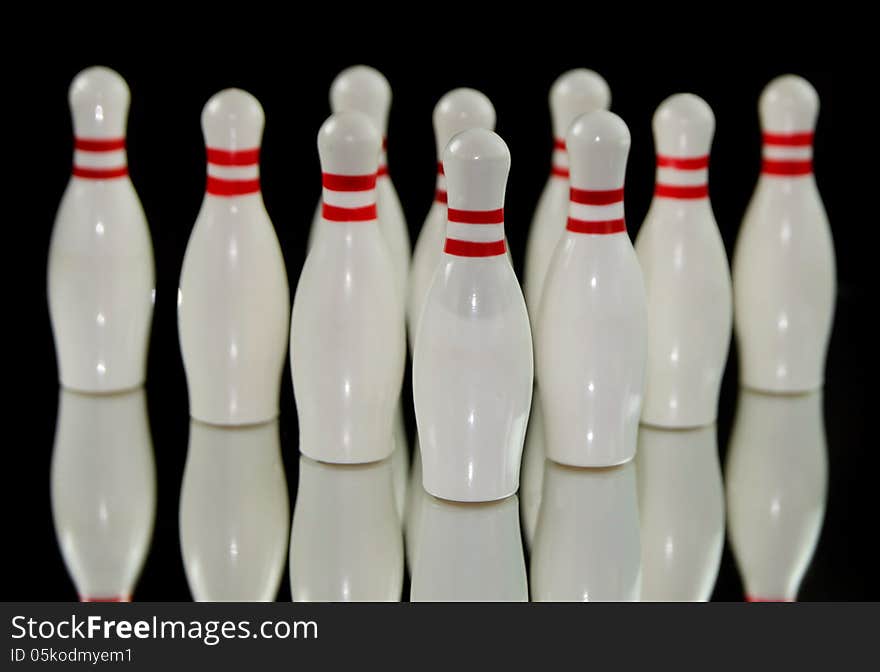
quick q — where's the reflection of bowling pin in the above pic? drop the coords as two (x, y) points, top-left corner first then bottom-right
(413, 129), (532, 502)
(404, 440), (424, 568)
(48, 66), (155, 393)
(530, 461), (640, 602)
(536, 110), (646, 467)
(637, 425), (724, 601)
(521, 70), (610, 546)
(308, 65), (410, 301)
(410, 493), (527, 602)
(635, 94), (732, 428)
(51, 388), (155, 601)
(290, 456), (402, 602)
(178, 88), (290, 426)
(726, 389), (827, 601)
(179, 420), (289, 602)
(291, 112), (405, 464)
(732, 75), (835, 393)
(408, 88), (496, 349)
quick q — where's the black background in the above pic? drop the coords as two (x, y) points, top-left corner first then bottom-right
(5, 35), (868, 602)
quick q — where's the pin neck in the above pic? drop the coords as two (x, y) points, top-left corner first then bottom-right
(205, 147), (261, 196)
(72, 136), (128, 180)
(567, 186), (626, 234)
(761, 131), (814, 176)
(551, 138), (568, 179)
(435, 162), (447, 204)
(321, 172), (378, 222)
(654, 154), (710, 200)
(444, 207), (506, 257)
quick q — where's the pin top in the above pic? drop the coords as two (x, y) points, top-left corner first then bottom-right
(442, 129), (510, 212)
(653, 93), (714, 158)
(433, 88), (496, 159)
(760, 75), (819, 135)
(69, 66), (130, 139)
(566, 110), (630, 191)
(330, 65), (391, 136)
(318, 111), (381, 176)
(201, 88), (264, 152)
(550, 69), (611, 141)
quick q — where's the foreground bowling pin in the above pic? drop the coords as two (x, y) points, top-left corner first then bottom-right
(637, 425), (724, 601)
(530, 461), (641, 601)
(309, 65), (410, 301)
(51, 388), (155, 602)
(537, 111), (647, 467)
(413, 129), (533, 502)
(290, 457), (403, 602)
(180, 420), (289, 601)
(291, 112), (405, 463)
(726, 389), (827, 601)
(48, 66), (155, 393)
(635, 94), (732, 428)
(178, 89), (290, 426)
(732, 75), (835, 393)
(407, 88), (496, 349)
(410, 493), (527, 602)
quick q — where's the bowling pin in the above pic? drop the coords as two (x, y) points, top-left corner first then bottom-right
(726, 389), (827, 601)
(291, 112), (405, 464)
(48, 66), (155, 393)
(732, 75), (835, 393)
(635, 94), (732, 428)
(410, 493), (527, 602)
(413, 129), (533, 502)
(407, 87), (496, 349)
(520, 69), (610, 542)
(308, 65), (410, 302)
(536, 110), (647, 467)
(290, 456), (403, 602)
(179, 419), (289, 602)
(636, 425), (725, 601)
(178, 89), (290, 426)
(530, 460), (641, 601)
(51, 388), (155, 602)
(404, 442), (424, 569)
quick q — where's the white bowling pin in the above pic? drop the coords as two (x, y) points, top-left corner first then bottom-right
(726, 389), (827, 601)
(413, 129), (533, 502)
(290, 456), (403, 602)
(536, 110), (647, 467)
(178, 89), (290, 426)
(636, 425), (725, 601)
(391, 408), (409, 520)
(179, 419), (289, 602)
(410, 493), (527, 602)
(635, 94), (732, 428)
(407, 88), (496, 350)
(732, 75), (835, 393)
(404, 440), (424, 569)
(519, 393), (545, 550)
(308, 65), (410, 302)
(530, 460), (641, 601)
(48, 66), (155, 393)
(51, 388), (155, 601)
(291, 112), (405, 464)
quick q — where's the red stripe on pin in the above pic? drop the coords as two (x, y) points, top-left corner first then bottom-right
(74, 137), (126, 151)
(762, 159), (813, 176)
(206, 147), (260, 166)
(80, 595), (130, 602)
(570, 187), (624, 205)
(566, 218), (626, 234)
(762, 131), (814, 147)
(377, 165), (388, 177)
(654, 184), (709, 199)
(435, 190), (447, 204)
(656, 154), (709, 170)
(322, 172), (377, 191)
(444, 238), (506, 257)
(437, 162), (445, 176)
(72, 165), (129, 179)
(322, 203), (378, 221)
(206, 176), (260, 196)
(553, 138), (566, 150)
(448, 208), (504, 224)
(551, 166), (569, 178)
